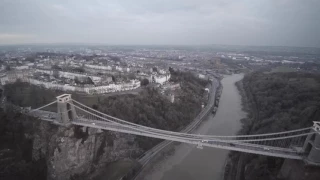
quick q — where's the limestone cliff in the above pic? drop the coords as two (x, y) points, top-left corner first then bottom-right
(32, 121), (142, 180)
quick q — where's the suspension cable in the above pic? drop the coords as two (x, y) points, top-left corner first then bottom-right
(71, 99), (312, 138)
(71, 102), (313, 143)
(29, 100), (57, 112)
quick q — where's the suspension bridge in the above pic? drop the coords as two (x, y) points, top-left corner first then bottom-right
(28, 94), (320, 165)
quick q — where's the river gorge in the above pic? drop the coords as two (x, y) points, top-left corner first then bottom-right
(139, 74), (246, 180)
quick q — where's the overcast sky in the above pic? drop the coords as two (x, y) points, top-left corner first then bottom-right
(0, 0), (319, 47)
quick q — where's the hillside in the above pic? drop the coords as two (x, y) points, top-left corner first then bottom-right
(232, 72), (320, 180)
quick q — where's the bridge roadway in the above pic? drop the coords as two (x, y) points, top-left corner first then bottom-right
(30, 108), (308, 160)
(71, 100), (312, 142)
(31, 111), (307, 161)
(71, 118), (303, 160)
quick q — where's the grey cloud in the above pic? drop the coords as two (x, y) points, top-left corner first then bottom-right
(0, 0), (319, 47)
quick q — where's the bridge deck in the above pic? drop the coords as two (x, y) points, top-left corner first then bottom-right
(29, 106), (305, 160)
(72, 119), (303, 160)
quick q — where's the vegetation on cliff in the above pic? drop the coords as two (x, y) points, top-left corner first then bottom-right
(235, 72), (320, 180)
(93, 71), (208, 150)
(0, 107), (48, 179)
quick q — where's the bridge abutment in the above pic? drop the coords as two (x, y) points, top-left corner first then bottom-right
(302, 122), (320, 165)
(56, 94), (77, 126)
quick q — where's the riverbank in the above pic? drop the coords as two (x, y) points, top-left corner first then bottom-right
(225, 72), (320, 180)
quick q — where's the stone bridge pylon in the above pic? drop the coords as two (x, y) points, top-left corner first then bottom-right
(56, 94), (77, 126)
(303, 122), (320, 165)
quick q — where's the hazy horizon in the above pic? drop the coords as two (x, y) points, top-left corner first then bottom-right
(1, 0), (320, 47)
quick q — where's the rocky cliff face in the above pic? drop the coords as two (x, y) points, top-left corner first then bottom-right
(31, 121), (142, 180)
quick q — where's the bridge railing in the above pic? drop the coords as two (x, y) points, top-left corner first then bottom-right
(71, 101), (312, 153)
(72, 117), (308, 156)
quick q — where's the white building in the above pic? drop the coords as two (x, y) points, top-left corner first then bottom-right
(158, 69), (167, 74)
(1, 73), (140, 95)
(115, 66), (124, 72)
(151, 74), (171, 85)
(86, 79), (140, 94)
(198, 74), (206, 79)
(35, 69), (102, 84)
(85, 64), (112, 71)
(15, 66), (29, 70)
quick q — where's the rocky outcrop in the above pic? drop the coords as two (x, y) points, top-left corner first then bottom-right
(278, 159), (320, 180)
(31, 121), (142, 180)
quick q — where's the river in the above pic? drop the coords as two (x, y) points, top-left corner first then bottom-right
(141, 73), (247, 180)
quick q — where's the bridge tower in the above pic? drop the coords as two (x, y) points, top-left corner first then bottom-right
(302, 121), (320, 165)
(56, 94), (77, 126)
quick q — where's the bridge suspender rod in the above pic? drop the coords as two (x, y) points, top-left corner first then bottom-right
(73, 119), (301, 153)
(72, 103), (117, 124)
(72, 102), (314, 142)
(282, 139), (286, 148)
(71, 99), (312, 139)
(71, 103), (315, 143)
(287, 139), (292, 148)
(276, 139), (280, 147)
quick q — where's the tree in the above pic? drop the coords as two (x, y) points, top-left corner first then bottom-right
(111, 75), (116, 83)
(86, 77), (94, 84)
(74, 77), (81, 84)
(72, 67), (85, 73)
(152, 67), (158, 72)
(6, 65), (11, 71)
(53, 70), (59, 78)
(25, 57), (35, 62)
(128, 73), (136, 80)
(140, 78), (149, 86)
(92, 104), (99, 110)
(52, 64), (62, 70)
(109, 56), (120, 62)
(169, 67), (175, 74)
